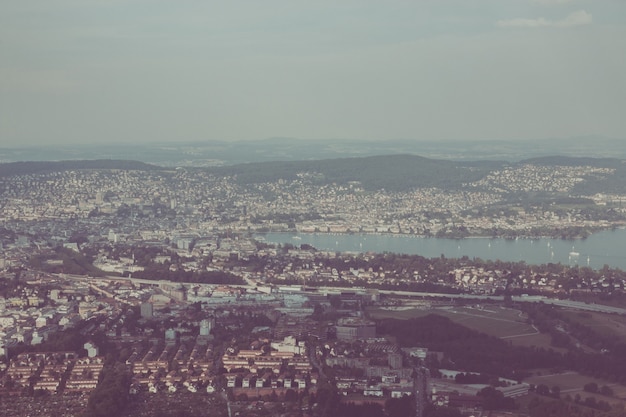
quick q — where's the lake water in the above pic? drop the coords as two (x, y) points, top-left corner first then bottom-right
(259, 228), (626, 270)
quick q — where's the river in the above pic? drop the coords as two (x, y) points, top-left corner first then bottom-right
(258, 228), (626, 270)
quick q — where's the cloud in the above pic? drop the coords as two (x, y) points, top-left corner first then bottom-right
(531, 0), (575, 5)
(497, 10), (592, 28)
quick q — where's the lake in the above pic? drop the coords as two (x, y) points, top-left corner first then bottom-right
(258, 228), (626, 270)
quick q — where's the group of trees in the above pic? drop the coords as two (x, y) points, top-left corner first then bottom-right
(133, 264), (245, 285)
(29, 247), (108, 277)
(583, 382), (614, 397)
(477, 386), (516, 410)
(534, 384), (562, 399)
(526, 397), (623, 417)
(257, 247), (626, 300)
(530, 382), (623, 416)
(310, 390), (414, 417)
(523, 304), (626, 382)
(85, 363), (131, 417)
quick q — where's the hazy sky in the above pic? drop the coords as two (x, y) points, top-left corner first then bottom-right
(1, 0), (625, 147)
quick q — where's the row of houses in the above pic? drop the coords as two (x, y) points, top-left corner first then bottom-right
(225, 372), (314, 390)
(127, 341), (215, 393)
(2, 352), (103, 394)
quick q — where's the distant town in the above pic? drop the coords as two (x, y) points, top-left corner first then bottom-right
(1, 157), (626, 417)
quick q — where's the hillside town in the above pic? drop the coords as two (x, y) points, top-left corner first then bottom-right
(1, 163), (625, 245)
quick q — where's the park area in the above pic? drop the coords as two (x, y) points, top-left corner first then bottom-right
(369, 302), (626, 409)
(524, 371), (626, 409)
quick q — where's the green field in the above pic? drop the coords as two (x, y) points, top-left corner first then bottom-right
(368, 305), (557, 348)
(526, 372), (626, 404)
(559, 309), (626, 344)
(504, 332), (557, 350)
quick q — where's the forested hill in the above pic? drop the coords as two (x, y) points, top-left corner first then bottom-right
(208, 154), (506, 192)
(0, 160), (164, 178)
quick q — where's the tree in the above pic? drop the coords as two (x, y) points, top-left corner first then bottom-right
(284, 389), (297, 402)
(385, 396), (414, 417)
(536, 384), (550, 396)
(315, 385), (339, 417)
(600, 385), (614, 397)
(477, 386), (516, 410)
(337, 402), (385, 417)
(423, 405), (462, 417)
(311, 302), (324, 320)
(329, 295), (342, 309)
(85, 363), (131, 417)
(583, 382), (598, 393)
(583, 396), (597, 409)
(269, 390), (279, 402)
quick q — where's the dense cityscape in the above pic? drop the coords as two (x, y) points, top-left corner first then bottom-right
(1, 161), (625, 240)
(0, 158), (625, 417)
(4, 0), (626, 414)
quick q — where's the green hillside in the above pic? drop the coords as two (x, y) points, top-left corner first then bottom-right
(210, 154), (505, 191)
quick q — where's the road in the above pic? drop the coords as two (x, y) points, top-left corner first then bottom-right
(413, 365), (427, 417)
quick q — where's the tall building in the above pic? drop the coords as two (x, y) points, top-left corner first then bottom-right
(199, 318), (213, 336)
(165, 328), (177, 343)
(140, 302), (153, 319)
(170, 285), (187, 302)
(335, 317), (376, 341)
(84, 342), (99, 358)
(388, 352), (403, 369)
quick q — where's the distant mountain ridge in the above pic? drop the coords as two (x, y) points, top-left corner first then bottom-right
(0, 159), (163, 178)
(2, 137), (626, 167)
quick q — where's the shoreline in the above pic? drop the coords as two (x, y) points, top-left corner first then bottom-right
(254, 227), (626, 270)
(257, 224), (626, 241)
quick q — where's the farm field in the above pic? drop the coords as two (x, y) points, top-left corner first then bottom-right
(558, 309), (626, 344)
(368, 304), (564, 350)
(368, 304), (541, 338)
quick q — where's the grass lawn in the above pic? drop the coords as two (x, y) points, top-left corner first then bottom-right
(368, 305), (539, 338)
(504, 332), (557, 350)
(559, 309), (626, 344)
(525, 371), (626, 405)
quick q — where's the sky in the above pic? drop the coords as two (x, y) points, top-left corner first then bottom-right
(1, 0), (625, 147)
